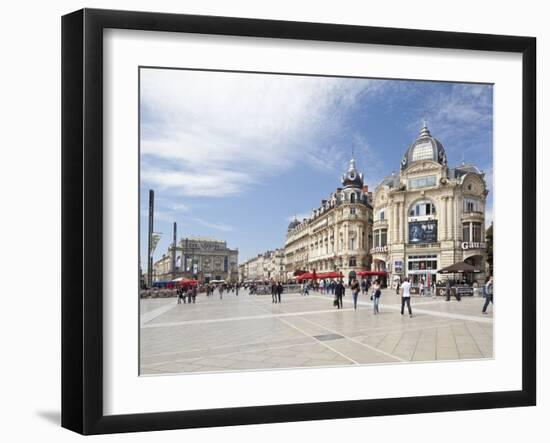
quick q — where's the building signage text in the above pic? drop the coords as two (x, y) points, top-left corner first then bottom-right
(461, 241), (486, 250)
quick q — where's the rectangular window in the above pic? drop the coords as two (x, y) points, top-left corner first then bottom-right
(408, 176), (436, 190)
(381, 229), (387, 247)
(350, 207), (357, 215)
(464, 198), (480, 212)
(472, 222), (482, 242)
(463, 223), (470, 242)
(349, 257), (357, 267)
(374, 230), (380, 247)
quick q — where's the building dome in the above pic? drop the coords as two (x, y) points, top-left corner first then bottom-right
(401, 123), (447, 170)
(287, 217), (300, 231)
(341, 157), (364, 188)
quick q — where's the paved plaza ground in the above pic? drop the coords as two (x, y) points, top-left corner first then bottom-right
(140, 289), (493, 375)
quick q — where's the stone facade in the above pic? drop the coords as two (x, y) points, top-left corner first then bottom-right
(239, 248), (286, 282)
(153, 236), (238, 283)
(372, 124), (488, 287)
(284, 158), (373, 282)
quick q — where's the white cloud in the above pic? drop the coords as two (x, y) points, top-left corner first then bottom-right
(140, 69), (374, 197)
(170, 203), (190, 212)
(417, 83), (493, 153)
(188, 217), (234, 232)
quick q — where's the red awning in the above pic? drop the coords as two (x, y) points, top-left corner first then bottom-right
(296, 272), (319, 281)
(317, 272), (344, 279)
(357, 271), (388, 277)
(174, 279), (198, 286)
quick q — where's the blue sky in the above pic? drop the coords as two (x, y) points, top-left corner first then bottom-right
(140, 68), (493, 268)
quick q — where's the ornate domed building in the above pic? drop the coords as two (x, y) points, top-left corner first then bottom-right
(284, 157), (373, 282)
(372, 123), (488, 289)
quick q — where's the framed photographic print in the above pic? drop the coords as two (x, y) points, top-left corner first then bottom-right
(61, 8), (536, 435)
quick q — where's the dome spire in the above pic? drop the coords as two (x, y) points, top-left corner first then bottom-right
(400, 120), (446, 170)
(342, 154), (364, 188)
(419, 119), (431, 138)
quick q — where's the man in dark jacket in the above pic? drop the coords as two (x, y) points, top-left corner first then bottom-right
(335, 280), (345, 309)
(271, 281), (277, 303)
(445, 279), (451, 301)
(276, 282), (284, 303)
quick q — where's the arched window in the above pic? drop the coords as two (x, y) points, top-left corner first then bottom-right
(350, 193), (356, 203)
(409, 199), (437, 217)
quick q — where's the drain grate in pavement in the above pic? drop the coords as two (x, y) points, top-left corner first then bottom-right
(313, 333), (344, 341)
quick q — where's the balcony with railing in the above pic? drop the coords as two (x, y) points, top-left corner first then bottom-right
(461, 210), (484, 222)
(373, 218), (388, 229)
(407, 242), (441, 250)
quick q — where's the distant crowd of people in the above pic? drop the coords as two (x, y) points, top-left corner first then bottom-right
(172, 274), (494, 316)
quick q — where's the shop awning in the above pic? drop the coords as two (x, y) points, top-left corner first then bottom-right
(296, 271), (318, 281)
(357, 271), (388, 277)
(316, 272), (344, 279)
(437, 262), (481, 274)
(172, 277), (198, 285)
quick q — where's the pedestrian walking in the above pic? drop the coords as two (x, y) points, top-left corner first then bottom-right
(191, 285), (197, 303)
(218, 285), (223, 300)
(419, 280), (425, 296)
(361, 279), (367, 295)
(334, 279), (345, 309)
(236, 283), (240, 296)
(271, 281), (277, 303)
(303, 282), (309, 296)
(177, 287), (183, 304)
(400, 277), (413, 317)
(276, 282), (283, 303)
(351, 278), (360, 310)
(482, 276), (494, 314)
(372, 279), (382, 314)
(445, 279), (451, 301)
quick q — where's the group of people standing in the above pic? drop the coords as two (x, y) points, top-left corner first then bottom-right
(176, 286), (197, 304)
(271, 282), (284, 303)
(332, 278), (384, 314)
(203, 282), (242, 299)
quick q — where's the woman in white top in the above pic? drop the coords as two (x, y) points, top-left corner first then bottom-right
(400, 278), (413, 317)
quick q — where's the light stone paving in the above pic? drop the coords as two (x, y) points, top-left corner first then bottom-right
(140, 289), (493, 375)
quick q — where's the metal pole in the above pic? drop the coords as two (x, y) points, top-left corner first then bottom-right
(172, 222), (177, 279)
(147, 189), (154, 287)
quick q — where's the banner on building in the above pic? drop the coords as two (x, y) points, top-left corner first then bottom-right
(408, 220), (438, 244)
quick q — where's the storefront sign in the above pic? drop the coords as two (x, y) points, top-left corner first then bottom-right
(461, 241), (486, 250)
(370, 245), (388, 254)
(408, 215), (435, 222)
(408, 220), (438, 244)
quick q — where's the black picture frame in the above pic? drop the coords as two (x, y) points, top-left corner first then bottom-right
(62, 8), (536, 435)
